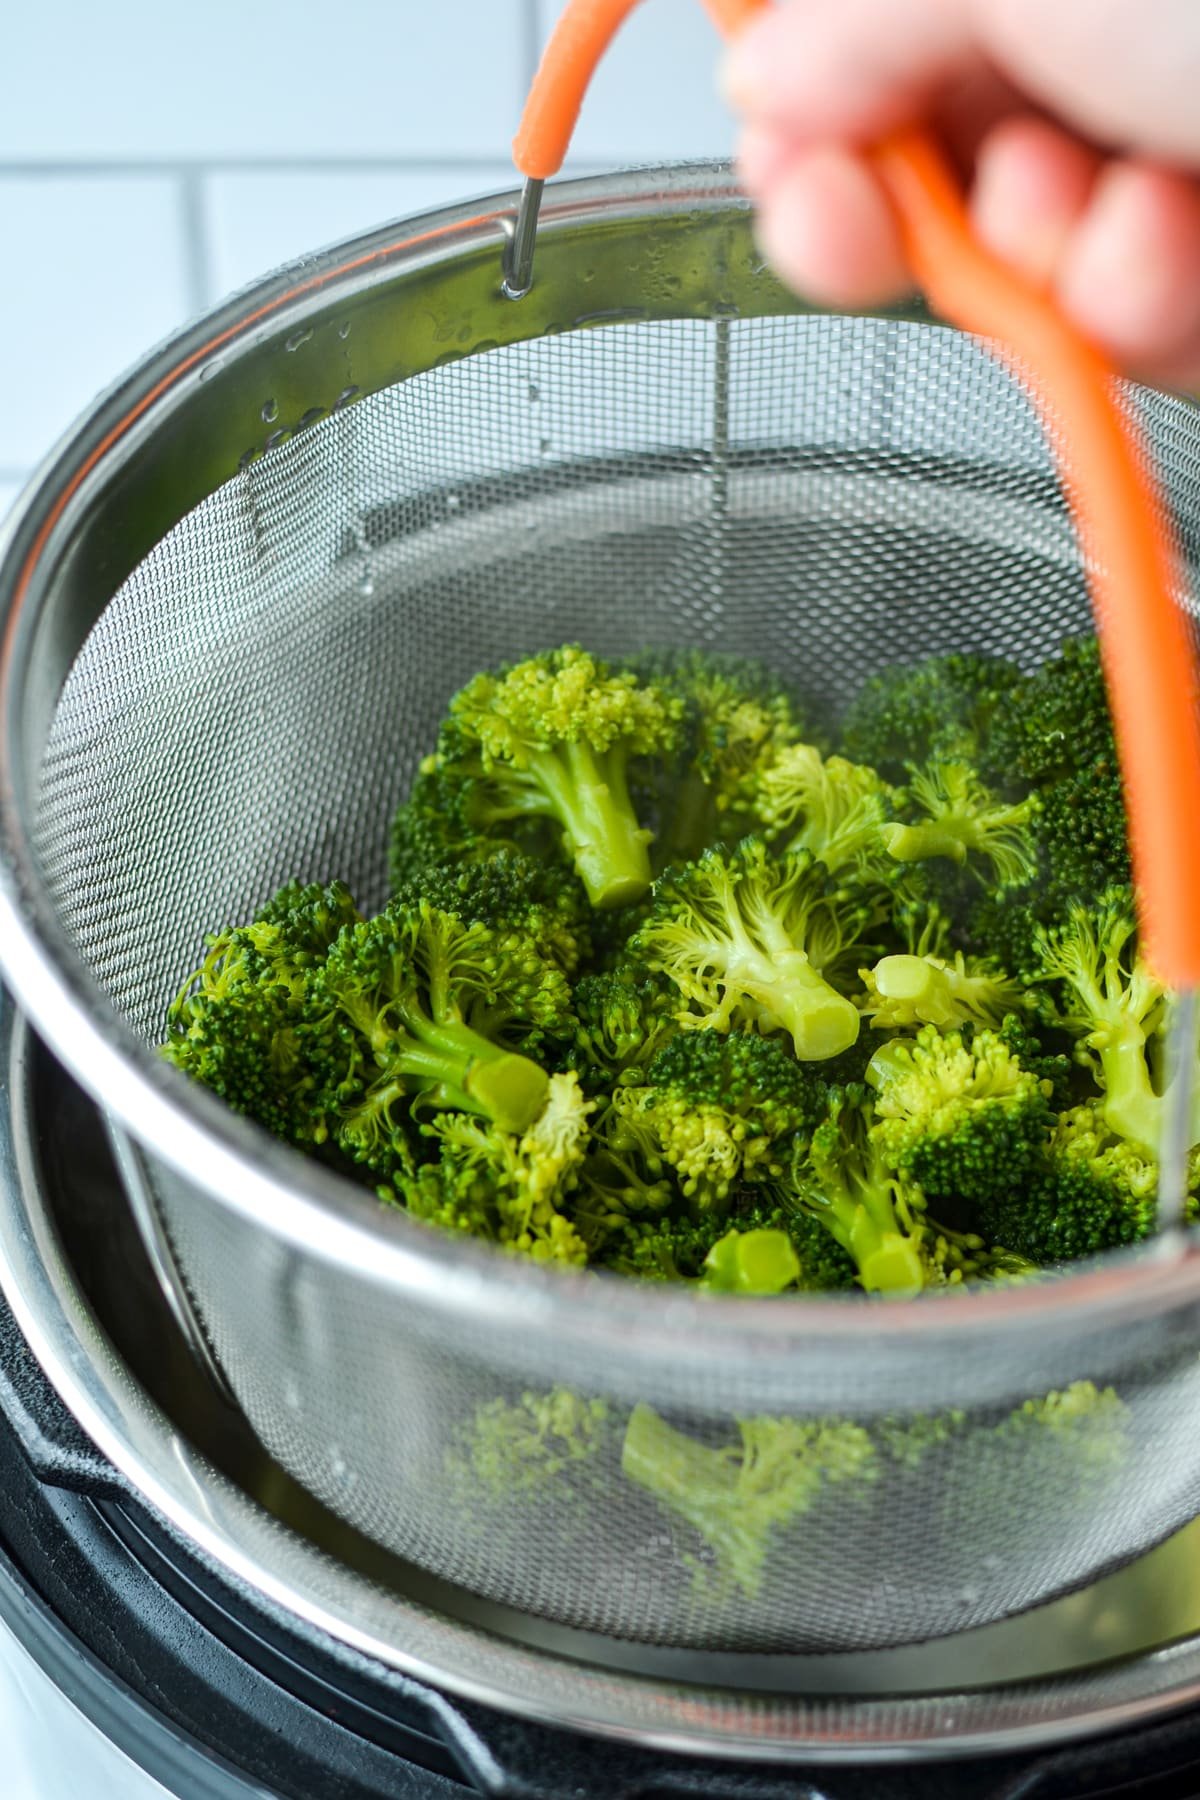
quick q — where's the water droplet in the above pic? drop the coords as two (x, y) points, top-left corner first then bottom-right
(297, 406), (325, 431)
(539, 436), (551, 454)
(261, 398), (278, 423)
(445, 492), (461, 513)
(981, 1553), (1002, 1576)
(198, 361), (220, 384)
(358, 574), (375, 597)
(330, 1451), (347, 1479)
(333, 385), (360, 411)
(285, 326), (314, 353)
(237, 448), (258, 472)
(958, 1585), (981, 1607)
(265, 427), (289, 451)
(337, 320), (352, 340)
(528, 381), (541, 403)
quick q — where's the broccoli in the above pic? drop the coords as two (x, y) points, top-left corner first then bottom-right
(880, 762), (1040, 888)
(398, 1072), (593, 1263)
(1031, 887), (1199, 1157)
(988, 636), (1130, 907)
(602, 1030), (829, 1212)
(622, 1403), (876, 1599)
(839, 652), (1024, 783)
(865, 1025), (1053, 1204)
(568, 957), (679, 1092)
(634, 841), (884, 1061)
(858, 950), (1025, 1032)
(791, 1084), (972, 1296)
(164, 880), (364, 1150)
(699, 1227), (803, 1294)
(454, 1386), (612, 1500)
(975, 1103), (1161, 1263)
(427, 646), (682, 909)
(627, 650), (810, 865)
(744, 742), (900, 875)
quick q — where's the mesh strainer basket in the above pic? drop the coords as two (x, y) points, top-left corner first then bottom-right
(5, 159), (1200, 1669)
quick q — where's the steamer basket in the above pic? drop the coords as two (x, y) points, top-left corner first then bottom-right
(5, 165), (1200, 1667)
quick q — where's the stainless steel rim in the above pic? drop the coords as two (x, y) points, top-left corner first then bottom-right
(1, 161), (1200, 1372)
(5, 996), (1200, 1760)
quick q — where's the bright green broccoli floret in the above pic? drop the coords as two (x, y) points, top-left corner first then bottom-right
(397, 1071), (594, 1263)
(634, 841), (884, 1060)
(858, 950), (1025, 1032)
(840, 652), (1024, 784)
(865, 1025), (1053, 1204)
(881, 762), (1040, 888)
(622, 1403), (876, 1599)
(792, 1084), (971, 1296)
(1031, 887), (1197, 1157)
(314, 886), (568, 1177)
(429, 645), (682, 909)
(456, 1387), (612, 1500)
(163, 880), (364, 1149)
(604, 1029), (828, 1211)
(744, 742), (900, 875)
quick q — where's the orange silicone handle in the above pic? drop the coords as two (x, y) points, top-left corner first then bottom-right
(514, 0), (1200, 988)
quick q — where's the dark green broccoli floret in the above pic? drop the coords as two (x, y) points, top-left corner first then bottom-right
(840, 652), (1024, 784)
(163, 880), (364, 1149)
(568, 957), (679, 1092)
(865, 1025), (1053, 1204)
(627, 649), (810, 866)
(634, 841), (886, 1061)
(975, 1103), (1160, 1263)
(397, 851), (592, 977)
(987, 637), (1130, 907)
(426, 645), (682, 909)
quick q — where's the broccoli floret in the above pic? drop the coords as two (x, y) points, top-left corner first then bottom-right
(840, 652), (1024, 783)
(398, 851), (593, 977)
(744, 742), (901, 875)
(164, 880), (364, 1149)
(622, 1403), (876, 1599)
(865, 1025), (1053, 1204)
(568, 957), (679, 1092)
(880, 762), (1040, 889)
(791, 1084), (976, 1296)
(1031, 888), (1197, 1157)
(628, 650), (810, 866)
(604, 1030), (829, 1211)
(398, 1072), (594, 1263)
(428, 645), (682, 909)
(454, 1387), (612, 1501)
(314, 888), (568, 1177)
(988, 637), (1130, 906)
(634, 841), (885, 1061)
(977, 1103), (1160, 1263)
(858, 951), (1025, 1032)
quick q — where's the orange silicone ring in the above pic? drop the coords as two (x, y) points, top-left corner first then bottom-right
(514, 0), (1200, 988)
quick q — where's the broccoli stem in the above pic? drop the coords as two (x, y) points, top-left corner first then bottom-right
(1097, 1028), (1164, 1156)
(843, 1212), (927, 1298)
(880, 820), (969, 865)
(622, 1403), (761, 1589)
(527, 741), (652, 910)
(725, 946), (861, 1060)
(869, 955), (960, 1029)
(393, 1013), (549, 1133)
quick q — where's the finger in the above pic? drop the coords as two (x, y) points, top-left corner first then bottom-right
(1057, 160), (1200, 383)
(736, 121), (799, 198)
(976, 0), (1200, 164)
(722, 0), (979, 142)
(971, 116), (1102, 289)
(753, 145), (912, 309)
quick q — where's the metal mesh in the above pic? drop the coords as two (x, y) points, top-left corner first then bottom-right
(29, 309), (1200, 1659)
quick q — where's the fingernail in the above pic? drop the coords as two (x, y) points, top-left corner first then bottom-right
(719, 32), (769, 111)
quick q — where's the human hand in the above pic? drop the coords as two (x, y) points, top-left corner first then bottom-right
(722, 0), (1200, 387)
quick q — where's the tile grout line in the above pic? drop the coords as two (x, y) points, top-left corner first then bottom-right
(176, 168), (214, 314)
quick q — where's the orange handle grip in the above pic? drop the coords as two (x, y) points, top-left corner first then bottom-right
(515, 0), (1200, 987)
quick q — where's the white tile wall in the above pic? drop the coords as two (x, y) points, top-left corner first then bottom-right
(203, 165), (515, 299)
(0, 0), (736, 486)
